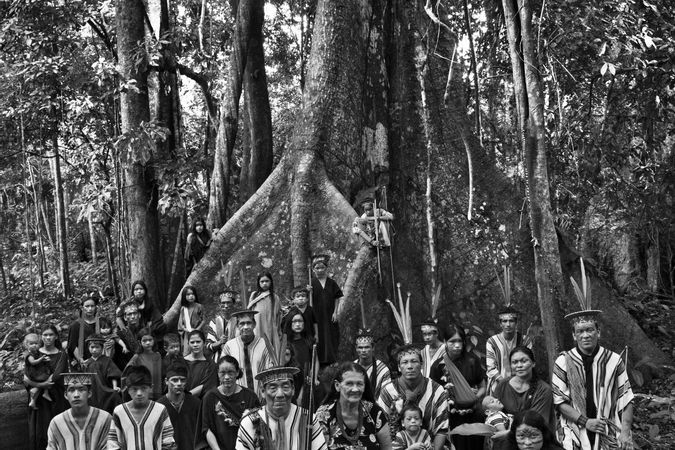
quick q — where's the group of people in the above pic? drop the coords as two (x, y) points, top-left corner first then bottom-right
(22, 203), (634, 450)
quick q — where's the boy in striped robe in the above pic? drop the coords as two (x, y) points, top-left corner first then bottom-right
(47, 373), (112, 450)
(353, 328), (392, 403)
(552, 310), (634, 450)
(419, 318), (445, 378)
(378, 345), (449, 450)
(222, 310), (276, 395)
(108, 365), (175, 450)
(236, 366), (327, 450)
(485, 305), (532, 395)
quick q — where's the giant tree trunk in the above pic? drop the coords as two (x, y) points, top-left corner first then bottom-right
(238, 0), (273, 202)
(116, 0), (163, 306)
(207, 0), (259, 228)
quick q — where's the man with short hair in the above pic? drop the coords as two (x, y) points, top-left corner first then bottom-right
(47, 373), (112, 450)
(353, 328), (392, 402)
(485, 305), (532, 394)
(552, 268), (634, 450)
(222, 310), (275, 393)
(236, 366), (327, 450)
(378, 344), (449, 450)
(206, 288), (239, 361)
(108, 365), (175, 450)
(157, 364), (201, 450)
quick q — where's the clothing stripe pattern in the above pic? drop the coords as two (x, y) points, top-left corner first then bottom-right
(47, 407), (111, 450)
(420, 345), (445, 378)
(222, 335), (276, 394)
(551, 346), (634, 450)
(236, 404), (327, 450)
(486, 332), (532, 394)
(108, 401), (175, 450)
(354, 358), (393, 401)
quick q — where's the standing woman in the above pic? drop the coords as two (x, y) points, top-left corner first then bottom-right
(316, 361), (391, 449)
(184, 330), (218, 399)
(247, 272), (281, 355)
(310, 254), (343, 367)
(491, 347), (554, 448)
(177, 285), (204, 355)
(66, 292), (101, 369)
(200, 355), (260, 450)
(26, 324), (69, 450)
(430, 323), (486, 450)
(185, 217), (212, 276)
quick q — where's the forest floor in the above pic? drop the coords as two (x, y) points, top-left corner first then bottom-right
(0, 259), (673, 448)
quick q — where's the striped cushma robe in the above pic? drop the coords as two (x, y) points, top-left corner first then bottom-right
(378, 377), (449, 438)
(420, 345), (445, 378)
(206, 315), (238, 362)
(222, 334), (276, 394)
(392, 429), (432, 450)
(354, 358), (393, 401)
(108, 401), (175, 450)
(47, 407), (111, 450)
(485, 332), (532, 394)
(552, 346), (634, 450)
(236, 404), (327, 450)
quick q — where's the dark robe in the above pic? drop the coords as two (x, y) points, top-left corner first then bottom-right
(198, 387), (260, 450)
(157, 392), (202, 450)
(28, 349), (68, 450)
(430, 351), (486, 450)
(112, 326), (142, 369)
(83, 355), (123, 413)
(186, 358), (218, 399)
(66, 318), (99, 364)
(311, 276), (343, 364)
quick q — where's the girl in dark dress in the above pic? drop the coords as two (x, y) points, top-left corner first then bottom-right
(200, 355), (260, 450)
(26, 324), (69, 450)
(311, 254), (343, 366)
(184, 217), (211, 275)
(184, 330), (218, 399)
(66, 293), (101, 369)
(429, 323), (487, 450)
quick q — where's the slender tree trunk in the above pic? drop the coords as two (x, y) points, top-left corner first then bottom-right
(502, 0), (566, 366)
(48, 137), (71, 298)
(462, 0), (482, 145)
(117, 0), (164, 307)
(239, 0), (273, 202)
(0, 247), (7, 294)
(88, 209), (98, 265)
(207, 0), (258, 228)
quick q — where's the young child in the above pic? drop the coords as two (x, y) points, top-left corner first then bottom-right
(125, 328), (163, 399)
(99, 317), (128, 359)
(82, 334), (122, 413)
(392, 404), (432, 450)
(177, 285), (204, 356)
(24, 333), (53, 409)
(482, 395), (511, 432)
(162, 333), (186, 391)
(288, 286), (319, 343)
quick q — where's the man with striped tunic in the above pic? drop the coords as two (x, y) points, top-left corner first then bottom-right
(353, 328), (392, 402)
(485, 305), (532, 395)
(236, 366), (327, 450)
(552, 309), (634, 450)
(47, 373), (112, 450)
(108, 365), (175, 450)
(419, 318), (445, 378)
(222, 310), (276, 394)
(206, 288), (239, 361)
(378, 345), (449, 450)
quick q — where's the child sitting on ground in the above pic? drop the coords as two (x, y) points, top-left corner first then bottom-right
(99, 317), (128, 359)
(24, 333), (53, 409)
(482, 395), (511, 433)
(392, 404), (432, 450)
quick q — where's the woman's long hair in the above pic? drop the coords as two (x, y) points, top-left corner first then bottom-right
(509, 345), (540, 408)
(40, 323), (62, 350)
(283, 307), (311, 340)
(130, 279), (149, 302)
(190, 217), (211, 240)
(321, 361), (375, 405)
(255, 272), (275, 295)
(441, 323), (467, 357)
(505, 410), (562, 450)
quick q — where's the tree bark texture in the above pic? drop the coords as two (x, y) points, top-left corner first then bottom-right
(48, 138), (71, 299)
(116, 0), (164, 307)
(207, 0), (259, 229)
(238, 0), (273, 202)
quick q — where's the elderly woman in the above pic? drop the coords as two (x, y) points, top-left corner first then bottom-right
(200, 355), (259, 450)
(503, 410), (563, 450)
(491, 346), (554, 448)
(316, 361), (392, 450)
(429, 323), (486, 450)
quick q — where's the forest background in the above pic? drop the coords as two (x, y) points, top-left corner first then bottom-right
(0, 0), (674, 447)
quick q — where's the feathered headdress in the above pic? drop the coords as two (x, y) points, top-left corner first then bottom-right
(565, 257), (602, 324)
(386, 283), (412, 344)
(496, 265), (520, 319)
